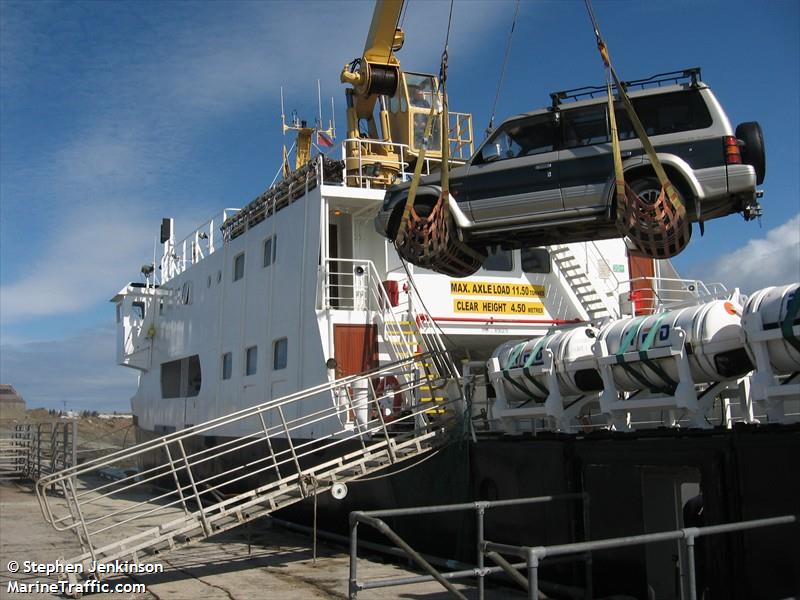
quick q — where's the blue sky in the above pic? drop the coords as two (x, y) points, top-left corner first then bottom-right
(1, 0), (798, 411)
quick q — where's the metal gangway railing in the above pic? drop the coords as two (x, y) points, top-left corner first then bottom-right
(348, 494), (797, 600)
(35, 353), (462, 579)
(0, 421), (76, 482)
(321, 257), (458, 378)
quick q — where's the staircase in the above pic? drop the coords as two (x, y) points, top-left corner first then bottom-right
(322, 258), (459, 417)
(549, 243), (620, 321)
(35, 354), (460, 581)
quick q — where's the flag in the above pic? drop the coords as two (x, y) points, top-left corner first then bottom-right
(317, 131), (334, 148)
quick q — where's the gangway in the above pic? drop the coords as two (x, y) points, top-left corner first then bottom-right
(35, 353), (462, 583)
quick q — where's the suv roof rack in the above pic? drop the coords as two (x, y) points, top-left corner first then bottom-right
(550, 67), (702, 109)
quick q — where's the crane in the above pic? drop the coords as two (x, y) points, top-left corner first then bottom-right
(340, 0), (473, 187)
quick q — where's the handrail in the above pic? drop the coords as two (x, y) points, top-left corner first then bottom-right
(483, 514), (796, 600)
(348, 493), (589, 600)
(35, 352), (462, 572)
(620, 276), (729, 314)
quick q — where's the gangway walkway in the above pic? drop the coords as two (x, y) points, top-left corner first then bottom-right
(35, 353), (462, 585)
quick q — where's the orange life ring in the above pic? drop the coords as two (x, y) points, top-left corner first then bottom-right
(374, 376), (403, 422)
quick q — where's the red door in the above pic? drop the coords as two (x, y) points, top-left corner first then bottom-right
(333, 324), (378, 377)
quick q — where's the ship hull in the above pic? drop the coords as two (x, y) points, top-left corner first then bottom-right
(135, 423), (800, 599)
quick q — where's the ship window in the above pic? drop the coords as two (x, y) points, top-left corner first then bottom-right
(181, 281), (192, 305)
(263, 236), (277, 267)
(245, 346), (258, 376)
(161, 359), (182, 398)
(273, 338), (288, 370)
(217, 270), (222, 284)
(131, 301), (145, 320)
(187, 355), (201, 396)
(221, 353), (232, 380)
(207, 275), (212, 288)
(116, 304), (121, 323)
(521, 248), (551, 274)
(161, 355), (202, 398)
(483, 247), (513, 272)
(233, 252), (245, 281)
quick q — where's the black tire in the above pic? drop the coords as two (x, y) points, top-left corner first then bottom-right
(735, 121), (766, 184)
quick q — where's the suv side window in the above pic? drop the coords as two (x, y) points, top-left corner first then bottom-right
(561, 104), (609, 149)
(617, 90), (713, 137)
(478, 115), (556, 163)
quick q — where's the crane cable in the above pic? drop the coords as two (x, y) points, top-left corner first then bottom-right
(584, 0), (691, 259)
(486, 0), (520, 136)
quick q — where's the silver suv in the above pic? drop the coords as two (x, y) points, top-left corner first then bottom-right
(375, 69), (765, 249)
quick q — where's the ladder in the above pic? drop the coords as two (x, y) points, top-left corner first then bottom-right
(549, 243), (620, 321)
(35, 353), (461, 583)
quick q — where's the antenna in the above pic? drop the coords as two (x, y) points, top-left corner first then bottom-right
(317, 80), (323, 130)
(280, 86), (287, 135)
(330, 96), (336, 139)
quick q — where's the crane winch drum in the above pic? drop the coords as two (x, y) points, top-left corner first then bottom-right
(595, 299), (752, 392)
(490, 326), (603, 403)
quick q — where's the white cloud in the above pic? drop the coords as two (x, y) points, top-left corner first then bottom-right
(0, 209), (153, 322)
(0, 324), (138, 412)
(689, 214), (800, 293)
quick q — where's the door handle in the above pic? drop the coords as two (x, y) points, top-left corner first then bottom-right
(621, 151), (632, 158)
(535, 163), (552, 171)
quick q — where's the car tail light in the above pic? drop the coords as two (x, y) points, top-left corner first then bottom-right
(724, 135), (742, 165)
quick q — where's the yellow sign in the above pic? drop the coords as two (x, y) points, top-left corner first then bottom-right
(449, 280), (545, 298)
(453, 299), (545, 315)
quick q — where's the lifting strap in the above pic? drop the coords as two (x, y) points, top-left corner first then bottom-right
(586, 0), (691, 259)
(392, 2), (485, 278)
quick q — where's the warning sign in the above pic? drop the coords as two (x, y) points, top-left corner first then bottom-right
(453, 299), (545, 315)
(449, 280), (545, 298)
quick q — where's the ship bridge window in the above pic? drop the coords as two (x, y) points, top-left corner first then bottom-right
(521, 248), (551, 274)
(273, 338), (288, 370)
(131, 301), (145, 320)
(161, 355), (202, 398)
(263, 236), (277, 267)
(482, 247), (513, 272)
(233, 252), (245, 282)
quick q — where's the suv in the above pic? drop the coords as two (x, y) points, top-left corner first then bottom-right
(375, 69), (765, 249)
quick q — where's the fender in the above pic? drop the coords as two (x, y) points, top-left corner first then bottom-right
(602, 153), (705, 204)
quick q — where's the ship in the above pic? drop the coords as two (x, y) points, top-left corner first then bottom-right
(102, 2), (800, 598)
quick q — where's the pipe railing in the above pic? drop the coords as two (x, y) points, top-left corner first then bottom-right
(348, 493), (589, 600)
(483, 514), (797, 600)
(35, 352), (462, 569)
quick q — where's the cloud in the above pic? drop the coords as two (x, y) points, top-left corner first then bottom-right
(0, 209), (153, 323)
(689, 214), (800, 293)
(0, 324), (138, 412)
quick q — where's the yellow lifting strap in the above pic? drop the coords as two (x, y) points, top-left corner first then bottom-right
(587, 0), (691, 259)
(393, 47), (485, 278)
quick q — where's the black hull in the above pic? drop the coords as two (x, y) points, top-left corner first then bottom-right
(135, 424), (800, 599)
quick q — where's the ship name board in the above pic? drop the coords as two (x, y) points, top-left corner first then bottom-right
(449, 281), (545, 298)
(453, 299), (545, 315)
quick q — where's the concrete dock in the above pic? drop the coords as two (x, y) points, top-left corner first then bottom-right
(1, 482), (525, 599)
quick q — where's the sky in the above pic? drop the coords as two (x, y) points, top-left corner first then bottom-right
(1, 0), (799, 412)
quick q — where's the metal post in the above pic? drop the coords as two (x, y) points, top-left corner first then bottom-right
(685, 534), (697, 600)
(164, 444), (189, 513)
(276, 405), (307, 497)
(257, 412), (283, 480)
(349, 517), (359, 600)
(476, 505), (486, 600)
(177, 439), (212, 536)
(527, 549), (539, 600)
